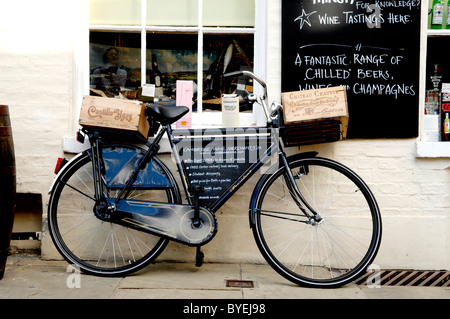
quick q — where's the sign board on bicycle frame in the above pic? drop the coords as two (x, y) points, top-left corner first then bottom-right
(282, 86), (348, 124)
(79, 96), (150, 139)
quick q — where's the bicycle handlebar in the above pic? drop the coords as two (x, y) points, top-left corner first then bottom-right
(223, 71), (267, 90)
(223, 71), (243, 79)
(223, 71), (279, 124)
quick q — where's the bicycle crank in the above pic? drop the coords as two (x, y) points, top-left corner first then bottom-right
(105, 199), (217, 246)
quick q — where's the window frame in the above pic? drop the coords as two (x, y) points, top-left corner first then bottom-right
(77, 0), (266, 129)
(415, 2), (450, 157)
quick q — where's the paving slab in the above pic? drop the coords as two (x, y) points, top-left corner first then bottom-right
(1, 255), (450, 302)
(115, 262), (244, 299)
(0, 255), (121, 299)
(240, 263), (368, 299)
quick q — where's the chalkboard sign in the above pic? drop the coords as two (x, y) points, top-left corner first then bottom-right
(172, 128), (273, 208)
(281, 0), (421, 138)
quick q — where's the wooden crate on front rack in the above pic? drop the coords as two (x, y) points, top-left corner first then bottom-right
(280, 86), (349, 146)
(79, 96), (150, 139)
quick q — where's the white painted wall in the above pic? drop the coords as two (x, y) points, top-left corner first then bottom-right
(0, 1), (80, 203)
(0, 0), (449, 270)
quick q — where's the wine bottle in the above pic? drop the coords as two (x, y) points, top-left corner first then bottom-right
(151, 54), (163, 97)
(151, 55), (162, 87)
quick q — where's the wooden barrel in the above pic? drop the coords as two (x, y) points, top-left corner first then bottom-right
(0, 105), (16, 280)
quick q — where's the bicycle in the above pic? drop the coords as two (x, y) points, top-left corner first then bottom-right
(47, 71), (382, 288)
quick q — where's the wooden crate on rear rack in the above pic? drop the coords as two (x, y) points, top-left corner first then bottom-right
(79, 96), (150, 139)
(280, 86), (349, 146)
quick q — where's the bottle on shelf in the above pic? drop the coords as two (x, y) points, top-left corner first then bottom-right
(150, 54), (163, 97)
(151, 55), (161, 87)
(426, 90), (440, 114)
(431, 0), (444, 29)
(431, 64), (442, 91)
(426, 64), (442, 115)
(440, 90), (450, 141)
(447, 0), (450, 29)
(445, 113), (450, 134)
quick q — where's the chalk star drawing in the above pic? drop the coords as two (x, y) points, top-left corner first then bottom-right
(294, 9), (317, 29)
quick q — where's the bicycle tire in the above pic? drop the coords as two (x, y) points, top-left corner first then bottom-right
(48, 145), (181, 277)
(251, 156), (382, 288)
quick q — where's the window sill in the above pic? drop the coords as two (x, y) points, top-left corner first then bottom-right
(416, 115), (450, 158)
(416, 141), (450, 158)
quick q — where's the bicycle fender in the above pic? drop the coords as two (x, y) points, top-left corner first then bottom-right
(248, 151), (318, 228)
(285, 151), (318, 164)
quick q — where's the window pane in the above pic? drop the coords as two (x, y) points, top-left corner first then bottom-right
(203, 0), (255, 27)
(146, 33), (198, 105)
(147, 0), (198, 26)
(203, 34), (254, 111)
(89, 0), (141, 25)
(145, 33), (253, 111)
(90, 32), (141, 96)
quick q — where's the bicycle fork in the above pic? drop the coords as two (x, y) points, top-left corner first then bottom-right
(85, 131), (111, 219)
(279, 152), (323, 224)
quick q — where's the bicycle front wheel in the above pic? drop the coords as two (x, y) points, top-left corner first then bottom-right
(252, 156), (382, 287)
(48, 147), (180, 276)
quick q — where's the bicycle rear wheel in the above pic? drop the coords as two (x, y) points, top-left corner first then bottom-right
(48, 146), (180, 276)
(251, 156), (382, 287)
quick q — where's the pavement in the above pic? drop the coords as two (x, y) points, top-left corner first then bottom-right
(1, 254), (450, 303)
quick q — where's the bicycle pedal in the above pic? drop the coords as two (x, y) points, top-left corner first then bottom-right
(189, 185), (205, 195)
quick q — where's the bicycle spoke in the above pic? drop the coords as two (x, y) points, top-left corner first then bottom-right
(48, 147), (178, 276)
(62, 181), (96, 201)
(259, 209), (308, 224)
(77, 221), (106, 261)
(253, 157), (381, 287)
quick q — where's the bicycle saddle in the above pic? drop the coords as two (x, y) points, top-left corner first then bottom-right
(148, 104), (189, 125)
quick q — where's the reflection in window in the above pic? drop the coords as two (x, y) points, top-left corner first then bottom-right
(203, 34), (254, 111)
(90, 32), (141, 98)
(89, 31), (253, 111)
(146, 33), (198, 103)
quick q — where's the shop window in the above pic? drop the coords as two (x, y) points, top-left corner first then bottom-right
(88, 0), (260, 125)
(90, 32), (141, 96)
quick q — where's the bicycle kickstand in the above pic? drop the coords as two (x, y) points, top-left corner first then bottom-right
(195, 247), (204, 267)
(190, 185), (205, 267)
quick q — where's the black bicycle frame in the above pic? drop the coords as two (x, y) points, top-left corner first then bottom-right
(166, 123), (319, 219)
(87, 126), (166, 206)
(87, 121), (319, 220)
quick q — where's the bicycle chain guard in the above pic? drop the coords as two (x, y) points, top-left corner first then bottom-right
(107, 199), (217, 246)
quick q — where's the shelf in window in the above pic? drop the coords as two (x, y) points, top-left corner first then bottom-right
(427, 29), (450, 37)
